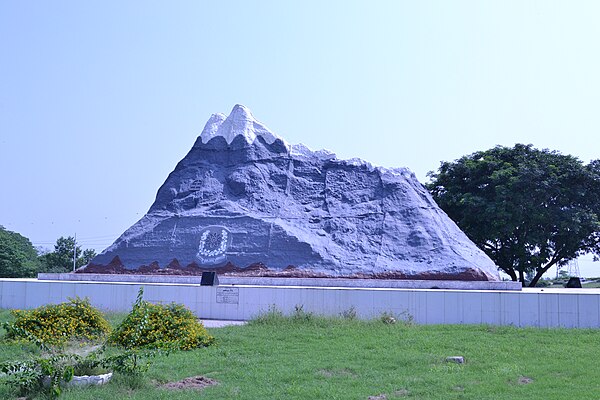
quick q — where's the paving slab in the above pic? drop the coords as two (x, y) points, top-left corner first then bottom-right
(201, 319), (247, 328)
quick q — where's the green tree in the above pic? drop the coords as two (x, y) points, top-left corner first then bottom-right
(427, 144), (600, 286)
(39, 236), (97, 273)
(0, 226), (40, 278)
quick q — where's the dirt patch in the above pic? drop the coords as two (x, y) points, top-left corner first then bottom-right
(518, 376), (534, 385)
(161, 375), (218, 390)
(317, 369), (357, 378)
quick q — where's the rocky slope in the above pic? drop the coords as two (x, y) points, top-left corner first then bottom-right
(85, 105), (499, 280)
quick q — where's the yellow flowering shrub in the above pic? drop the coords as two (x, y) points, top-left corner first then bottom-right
(109, 289), (215, 350)
(4, 297), (111, 345)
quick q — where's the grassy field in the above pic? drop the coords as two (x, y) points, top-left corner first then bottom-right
(1, 309), (600, 399)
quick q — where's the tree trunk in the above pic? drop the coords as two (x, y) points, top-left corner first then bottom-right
(506, 268), (517, 281)
(497, 261), (518, 281)
(528, 261), (559, 287)
(518, 269), (525, 284)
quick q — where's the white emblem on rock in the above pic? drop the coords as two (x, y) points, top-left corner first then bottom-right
(197, 226), (231, 265)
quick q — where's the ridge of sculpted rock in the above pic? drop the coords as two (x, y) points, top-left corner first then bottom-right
(86, 105), (500, 281)
(196, 104), (287, 147)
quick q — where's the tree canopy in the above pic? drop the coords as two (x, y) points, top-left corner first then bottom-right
(427, 144), (600, 286)
(40, 236), (97, 273)
(0, 226), (40, 278)
(0, 229), (98, 277)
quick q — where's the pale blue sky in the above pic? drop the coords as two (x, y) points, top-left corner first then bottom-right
(1, 1), (599, 275)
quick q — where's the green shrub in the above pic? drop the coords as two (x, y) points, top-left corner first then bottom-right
(340, 306), (357, 320)
(0, 347), (155, 399)
(109, 288), (215, 350)
(0, 353), (76, 399)
(536, 279), (551, 287)
(292, 304), (314, 322)
(3, 297), (111, 345)
(379, 311), (397, 325)
(250, 305), (285, 325)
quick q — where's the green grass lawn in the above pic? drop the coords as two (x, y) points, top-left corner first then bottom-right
(1, 309), (600, 399)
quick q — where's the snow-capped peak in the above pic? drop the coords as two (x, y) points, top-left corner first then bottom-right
(197, 104), (287, 147)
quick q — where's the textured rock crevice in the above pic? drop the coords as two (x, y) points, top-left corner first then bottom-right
(85, 105), (499, 281)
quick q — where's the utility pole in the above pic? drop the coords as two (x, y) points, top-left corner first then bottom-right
(73, 233), (77, 272)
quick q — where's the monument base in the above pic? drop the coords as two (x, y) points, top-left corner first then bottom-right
(37, 273), (521, 291)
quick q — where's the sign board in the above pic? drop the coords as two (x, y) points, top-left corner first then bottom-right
(216, 287), (239, 304)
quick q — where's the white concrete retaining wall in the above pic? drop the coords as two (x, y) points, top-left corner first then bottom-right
(1, 278), (599, 328)
(37, 273), (522, 291)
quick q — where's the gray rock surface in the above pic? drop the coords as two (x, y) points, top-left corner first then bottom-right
(87, 105), (499, 280)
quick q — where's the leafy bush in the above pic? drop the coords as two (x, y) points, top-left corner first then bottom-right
(0, 347), (156, 399)
(340, 306), (357, 320)
(3, 297), (111, 345)
(109, 288), (214, 350)
(1, 296), (165, 398)
(250, 305), (285, 325)
(292, 304), (314, 322)
(0, 353), (75, 399)
(379, 312), (397, 325)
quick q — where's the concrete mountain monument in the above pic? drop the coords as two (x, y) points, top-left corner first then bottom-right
(84, 105), (499, 280)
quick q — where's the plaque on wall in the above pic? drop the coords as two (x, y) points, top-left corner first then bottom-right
(216, 287), (239, 304)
